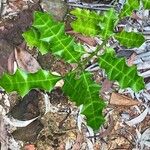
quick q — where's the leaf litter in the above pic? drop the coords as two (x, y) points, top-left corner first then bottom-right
(0, 0), (150, 150)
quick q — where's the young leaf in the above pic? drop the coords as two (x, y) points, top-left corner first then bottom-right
(70, 8), (103, 36)
(23, 11), (84, 63)
(0, 69), (61, 97)
(142, 0), (150, 9)
(115, 31), (145, 48)
(98, 48), (145, 92)
(62, 72), (106, 130)
(99, 8), (118, 39)
(120, 0), (140, 17)
(22, 27), (50, 55)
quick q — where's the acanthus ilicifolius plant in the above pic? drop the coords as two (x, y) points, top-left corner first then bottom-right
(0, 0), (149, 131)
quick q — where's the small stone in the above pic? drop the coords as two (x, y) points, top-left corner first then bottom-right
(40, 0), (68, 21)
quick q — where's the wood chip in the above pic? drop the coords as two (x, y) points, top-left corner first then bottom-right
(110, 92), (140, 106)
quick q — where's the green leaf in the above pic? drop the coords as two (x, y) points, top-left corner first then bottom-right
(71, 8), (118, 39)
(23, 11), (84, 63)
(0, 69), (61, 97)
(99, 8), (118, 39)
(142, 0), (150, 9)
(120, 0), (140, 17)
(22, 27), (50, 55)
(98, 48), (145, 92)
(70, 8), (103, 36)
(62, 72), (106, 130)
(115, 31), (145, 48)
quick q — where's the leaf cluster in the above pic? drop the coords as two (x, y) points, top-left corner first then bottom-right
(0, 0), (148, 131)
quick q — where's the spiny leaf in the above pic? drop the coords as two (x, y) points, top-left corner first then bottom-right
(99, 8), (118, 39)
(22, 27), (50, 55)
(120, 0), (140, 17)
(115, 31), (145, 48)
(23, 11), (84, 63)
(0, 69), (61, 97)
(142, 0), (150, 9)
(62, 72), (106, 130)
(70, 8), (103, 36)
(98, 48), (145, 92)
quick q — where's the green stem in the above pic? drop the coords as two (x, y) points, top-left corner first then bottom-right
(81, 39), (108, 69)
(70, 38), (108, 74)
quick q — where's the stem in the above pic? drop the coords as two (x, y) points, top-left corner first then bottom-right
(81, 39), (108, 69)
(70, 38), (108, 74)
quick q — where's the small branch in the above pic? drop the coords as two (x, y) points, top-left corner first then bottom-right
(58, 108), (71, 128)
(67, 3), (113, 11)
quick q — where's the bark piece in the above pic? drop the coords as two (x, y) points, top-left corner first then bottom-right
(110, 92), (140, 106)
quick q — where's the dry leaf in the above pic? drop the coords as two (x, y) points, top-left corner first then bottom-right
(0, 65), (5, 76)
(101, 79), (112, 93)
(24, 144), (36, 150)
(110, 92), (140, 106)
(72, 132), (84, 150)
(15, 47), (41, 73)
(125, 105), (148, 126)
(127, 52), (137, 67)
(140, 128), (150, 148)
(7, 51), (15, 74)
(0, 116), (9, 150)
(67, 30), (97, 46)
(131, 12), (142, 20)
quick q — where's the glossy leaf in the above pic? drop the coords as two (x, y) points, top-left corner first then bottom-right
(115, 31), (145, 48)
(98, 48), (145, 92)
(99, 8), (118, 39)
(142, 0), (150, 9)
(70, 8), (103, 36)
(22, 27), (50, 55)
(120, 0), (140, 17)
(0, 69), (61, 97)
(62, 72), (106, 130)
(23, 11), (84, 63)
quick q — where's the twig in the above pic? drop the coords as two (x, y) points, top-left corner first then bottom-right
(58, 107), (71, 128)
(67, 2), (113, 11)
(81, 39), (108, 69)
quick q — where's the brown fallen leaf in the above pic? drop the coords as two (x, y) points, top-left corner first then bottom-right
(101, 79), (112, 93)
(24, 144), (36, 150)
(110, 92), (140, 106)
(0, 116), (9, 150)
(127, 52), (137, 67)
(67, 30), (97, 47)
(7, 51), (15, 74)
(0, 65), (5, 76)
(131, 12), (142, 20)
(72, 132), (84, 150)
(15, 47), (41, 73)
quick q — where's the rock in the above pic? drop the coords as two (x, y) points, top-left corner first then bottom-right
(40, 0), (68, 21)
